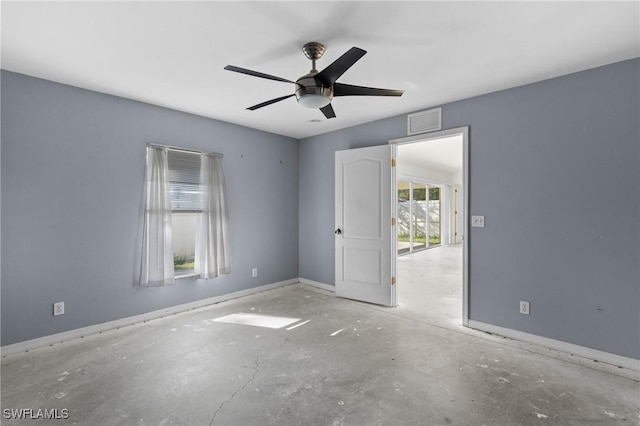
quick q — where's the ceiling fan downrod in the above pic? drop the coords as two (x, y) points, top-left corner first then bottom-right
(302, 41), (326, 74)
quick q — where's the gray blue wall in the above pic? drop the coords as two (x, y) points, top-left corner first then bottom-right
(299, 59), (640, 359)
(1, 71), (299, 346)
(2, 59), (638, 360)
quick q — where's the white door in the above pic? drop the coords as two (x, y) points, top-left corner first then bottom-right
(335, 145), (396, 306)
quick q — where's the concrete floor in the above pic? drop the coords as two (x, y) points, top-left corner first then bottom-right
(397, 244), (463, 329)
(1, 283), (639, 426)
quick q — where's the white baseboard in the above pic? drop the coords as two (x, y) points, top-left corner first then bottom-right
(299, 278), (335, 293)
(468, 320), (640, 372)
(1, 278), (298, 358)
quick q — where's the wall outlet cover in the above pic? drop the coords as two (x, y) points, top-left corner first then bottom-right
(53, 302), (65, 316)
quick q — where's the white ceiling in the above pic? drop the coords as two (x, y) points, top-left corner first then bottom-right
(2, 1), (638, 140)
(397, 135), (463, 174)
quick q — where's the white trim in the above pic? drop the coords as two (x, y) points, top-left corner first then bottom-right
(468, 320), (640, 372)
(390, 126), (470, 326)
(299, 278), (335, 293)
(389, 126), (468, 146)
(391, 145), (398, 307)
(1, 278), (298, 357)
(462, 127), (469, 326)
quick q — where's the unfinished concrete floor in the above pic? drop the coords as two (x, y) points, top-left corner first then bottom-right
(2, 284), (639, 426)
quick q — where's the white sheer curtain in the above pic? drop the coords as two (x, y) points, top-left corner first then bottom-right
(140, 146), (175, 287)
(195, 153), (230, 279)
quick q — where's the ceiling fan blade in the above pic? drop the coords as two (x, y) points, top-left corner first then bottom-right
(247, 94), (295, 111)
(224, 65), (293, 84)
(320, 103), (336, 119)
(314, 47), (367, 86)
(333, 83), (404, 97)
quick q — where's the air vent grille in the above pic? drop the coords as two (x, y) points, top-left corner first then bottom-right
(407, 108), (442, 136)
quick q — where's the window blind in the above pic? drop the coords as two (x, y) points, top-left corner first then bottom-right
(167, 149), (202, 211)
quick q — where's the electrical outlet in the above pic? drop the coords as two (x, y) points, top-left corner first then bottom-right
(53, 302), (65, 316)
(252, 268), (258, 278)
(519, 301), (530, 315)
(471, 215), (485, 228)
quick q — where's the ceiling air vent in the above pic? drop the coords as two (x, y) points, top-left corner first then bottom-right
(407, 107), (442, 136)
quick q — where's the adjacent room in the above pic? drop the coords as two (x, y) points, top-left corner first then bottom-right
(396, 133), (464, 328)
(2, 2), (639, 425)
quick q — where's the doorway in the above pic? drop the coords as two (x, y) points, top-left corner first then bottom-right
(390, 128), (468, 327)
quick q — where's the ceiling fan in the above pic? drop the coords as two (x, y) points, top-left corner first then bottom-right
(224, 42), (404, 119)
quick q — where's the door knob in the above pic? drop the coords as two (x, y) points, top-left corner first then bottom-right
(335, 228), (342, 235)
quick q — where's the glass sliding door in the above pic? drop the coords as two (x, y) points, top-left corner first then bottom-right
(428, 186), (441, 246)
(398, 181), (447, 255)
(397, 181), (429, 255)
(397, 181), (411, 255)
(412, 183), (427, 251)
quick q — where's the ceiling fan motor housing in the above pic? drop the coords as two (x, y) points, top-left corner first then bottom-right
(295, 72), (334, 107)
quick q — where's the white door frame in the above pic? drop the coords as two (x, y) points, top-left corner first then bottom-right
(389, 126), (470, 326)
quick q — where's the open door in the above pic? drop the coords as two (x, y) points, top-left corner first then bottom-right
(335, 145), (396, 306)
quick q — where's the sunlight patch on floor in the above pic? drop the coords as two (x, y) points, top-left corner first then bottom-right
(213, 313), (301, 329)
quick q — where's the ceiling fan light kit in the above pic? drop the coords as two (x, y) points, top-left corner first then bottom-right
(297, 92), (332, 109)
(224, 41), (404, 119)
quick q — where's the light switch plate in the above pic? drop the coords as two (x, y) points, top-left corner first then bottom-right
(471, 215), (485, 228)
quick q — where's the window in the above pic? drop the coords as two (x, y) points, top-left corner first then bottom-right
(140, 145), (230, 287)
(167, 149), (202, 276)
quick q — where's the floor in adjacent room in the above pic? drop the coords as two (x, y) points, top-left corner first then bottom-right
(2, 276), (639, 425)
(396, 244), (464, 330)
